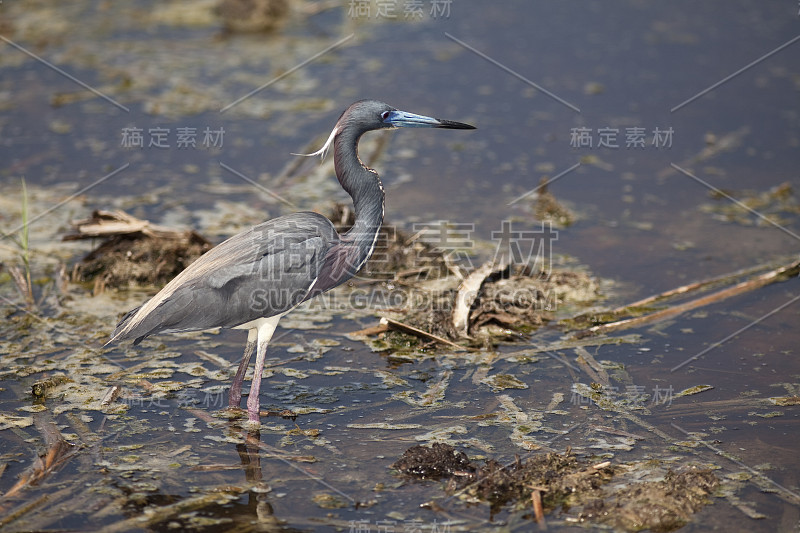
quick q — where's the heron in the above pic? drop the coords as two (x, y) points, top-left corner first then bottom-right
(106, 100), (475, 423)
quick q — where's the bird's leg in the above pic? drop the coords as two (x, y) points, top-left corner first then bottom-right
(228, 329), (257, 408)
(246, 340), (269, 423)
(246, 316), (280, 423)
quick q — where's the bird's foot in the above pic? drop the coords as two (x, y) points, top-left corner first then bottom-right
(246, 396), (261, 423)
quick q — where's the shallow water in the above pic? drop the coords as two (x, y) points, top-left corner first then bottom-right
(1, 1), (799, 531)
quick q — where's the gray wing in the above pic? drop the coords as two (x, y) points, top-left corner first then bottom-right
(108, 212), (339, 345)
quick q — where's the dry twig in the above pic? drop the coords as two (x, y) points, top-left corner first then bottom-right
(379, 316), (471, 351)
(575, 257), (800, 338)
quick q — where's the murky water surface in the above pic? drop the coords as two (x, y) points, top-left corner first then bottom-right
(1, 1), (799, 531)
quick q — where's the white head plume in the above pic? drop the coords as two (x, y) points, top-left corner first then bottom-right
(292, 125), (340, 160)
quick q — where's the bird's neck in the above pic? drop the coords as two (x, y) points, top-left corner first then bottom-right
(333, 130), (385, 261)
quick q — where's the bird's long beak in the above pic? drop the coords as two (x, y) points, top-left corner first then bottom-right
(385, 110), (475, 130)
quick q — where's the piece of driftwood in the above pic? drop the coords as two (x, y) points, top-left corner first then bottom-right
(64, 209), (208, 242)
(3, 413), (79, 499)
(531, 487), (546, 527)
(348, 323), (391, 337)
(452, 260), (509, 337)
(574, 257), (800, 338)
(608, 260), (787, 314)
(65, 210), (211, 293)
(574, 346), (610, 387)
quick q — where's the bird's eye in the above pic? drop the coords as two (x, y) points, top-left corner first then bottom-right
(381, 111), (391, 120)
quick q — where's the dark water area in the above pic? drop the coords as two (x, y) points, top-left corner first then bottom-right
(1, 1), (799, 531)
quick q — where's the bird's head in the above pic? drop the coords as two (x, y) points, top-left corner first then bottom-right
(296, 99), (475, 159)
(355, 100), (476, 131)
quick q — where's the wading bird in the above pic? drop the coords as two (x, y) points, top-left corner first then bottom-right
(107, 100), (475, 422)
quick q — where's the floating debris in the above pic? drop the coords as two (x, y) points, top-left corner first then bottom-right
(215, 0), (290, 33)
(311, 492), (350, 509)
(392, 443), (476, 480)
(581, 468), (719, 531)
(452, 260), (507, 336)
(0, 414), (34, 431)
(394, 445), (614, 516)
(658, 127), (750, 179)
(480, 373), (529, 392)
(378, 316), (468, 351)
(463, 453), (613, 516)
(533, 176), (575, 227)
(769, 396), (800, 406)
(393, 444), (718, 530)
(31, 374), (71, 399)
(572, 256), (800, 339)
(468, 265), (596, 337)
(65, 210), (211, 293)
(701, 181), (800, 227)
(675, 384), (715, 398)
(369, 261), (599, 350)
(100, 385), (123, 407)
(3, 415), (80, 499)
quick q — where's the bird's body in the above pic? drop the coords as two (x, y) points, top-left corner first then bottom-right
(107, 100), (474, 422)
(113, 212), (341, 341)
